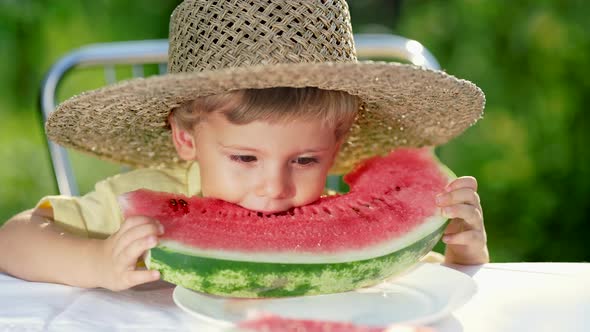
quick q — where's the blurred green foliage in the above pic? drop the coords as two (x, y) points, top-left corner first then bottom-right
(0, 0), (588, 262)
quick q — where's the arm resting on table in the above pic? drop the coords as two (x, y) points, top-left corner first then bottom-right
(0, 208), (103, 288)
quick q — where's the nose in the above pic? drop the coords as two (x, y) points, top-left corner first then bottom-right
(255, 165), (293, 199)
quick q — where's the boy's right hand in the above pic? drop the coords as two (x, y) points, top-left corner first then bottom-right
(95, 216), (164, 291)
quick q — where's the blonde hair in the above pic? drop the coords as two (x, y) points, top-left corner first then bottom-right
(170, 87), (359, 140)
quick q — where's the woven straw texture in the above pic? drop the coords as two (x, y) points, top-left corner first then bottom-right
(46, 0), (485, 174)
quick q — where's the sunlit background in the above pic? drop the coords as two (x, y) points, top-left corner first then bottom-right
(1, 0), (588, 262)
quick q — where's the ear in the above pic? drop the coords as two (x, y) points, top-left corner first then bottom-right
(169, 115), (199, 161)
(328, 139), (344, 168)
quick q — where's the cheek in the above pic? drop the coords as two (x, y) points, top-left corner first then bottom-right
(293, 170), (328, 203)
(199, 160), (248, 202)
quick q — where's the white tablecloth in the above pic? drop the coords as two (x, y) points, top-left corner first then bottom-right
(1, 263), (589, 332)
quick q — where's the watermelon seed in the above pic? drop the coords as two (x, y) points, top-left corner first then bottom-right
(372, 197), (389, 207)
(168, 199), (178, 212)
(395, 186), (401, 191)
(178, 199), (189, 214)
(322, 207), (332, 215)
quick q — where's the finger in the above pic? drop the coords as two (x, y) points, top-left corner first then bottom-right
(113, 221), (163, 258)
(443, 218), (468, 235)
(118, 234), (159, 269)
(123, 270), (161, 289)
(437, 188), (480, 207)
(443, 229), (486, 246)
(446, 176), (478, 192)
(442, 204), (483, 229)
(112, 215), (155, 242)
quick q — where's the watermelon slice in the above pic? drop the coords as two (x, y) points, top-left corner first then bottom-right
(234, 314), (429, 332)
(233, 314), (435, 332)
(119, 148), (455, 298)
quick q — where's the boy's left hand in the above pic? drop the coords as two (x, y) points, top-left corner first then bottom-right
(436, 176), (489, 265)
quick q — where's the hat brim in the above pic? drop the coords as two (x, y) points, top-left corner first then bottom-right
(46, 61), (484, 173)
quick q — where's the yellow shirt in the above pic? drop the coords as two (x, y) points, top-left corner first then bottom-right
(35, 163), (201, 239)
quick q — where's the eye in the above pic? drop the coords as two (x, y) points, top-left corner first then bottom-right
(292, 157), (319, 166)
(230, 155), (257, 163)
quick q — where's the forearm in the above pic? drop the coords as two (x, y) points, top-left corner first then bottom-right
(0, 209), (103, 288)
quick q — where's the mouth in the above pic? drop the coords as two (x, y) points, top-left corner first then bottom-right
(251, 207), (297, 217)
(252, 207), (292, 215)
(240, 199), (293, 214)
(242, 202), (295, 215)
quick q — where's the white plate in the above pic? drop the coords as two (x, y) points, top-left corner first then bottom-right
(173, 263), (476, 328)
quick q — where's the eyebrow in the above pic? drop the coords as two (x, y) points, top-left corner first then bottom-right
(218, 143), (331, 154)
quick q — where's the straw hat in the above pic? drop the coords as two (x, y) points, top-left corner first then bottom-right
(46, 0), (485, 174)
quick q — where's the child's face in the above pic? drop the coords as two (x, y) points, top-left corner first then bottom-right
(175, 112), (341, 213)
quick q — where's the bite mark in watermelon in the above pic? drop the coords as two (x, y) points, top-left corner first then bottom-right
(119, 148), (455, 297)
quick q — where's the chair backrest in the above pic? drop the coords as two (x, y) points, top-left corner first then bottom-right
(39, 34), (441, 196)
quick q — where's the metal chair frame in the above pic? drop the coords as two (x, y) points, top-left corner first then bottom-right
(39, 34), (440, 196)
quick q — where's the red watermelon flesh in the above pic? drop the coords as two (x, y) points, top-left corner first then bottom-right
(236, 314), (433, 332)
(119, 148), (448, 254)
(237, 315), (385, 332)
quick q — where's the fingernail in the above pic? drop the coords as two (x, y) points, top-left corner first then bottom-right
(443, 235), (451, 243)
(149, 236), (158, 247)
(158, 224), (165, 234)
(435, 194), (445, 205)
(152, 270), (160, 279)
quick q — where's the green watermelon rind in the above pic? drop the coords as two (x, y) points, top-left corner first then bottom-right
(431, 150), (458, 185)
(145, 221), (447, 298)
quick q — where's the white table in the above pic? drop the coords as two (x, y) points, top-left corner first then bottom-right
(1, 263), (589, 332)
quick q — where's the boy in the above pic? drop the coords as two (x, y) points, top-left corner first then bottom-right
(0, 0), (488, 291)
